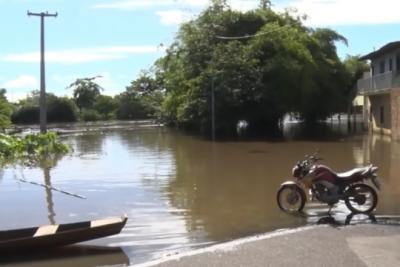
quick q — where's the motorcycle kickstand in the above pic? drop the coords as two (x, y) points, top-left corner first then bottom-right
(328, 205), (334, 214)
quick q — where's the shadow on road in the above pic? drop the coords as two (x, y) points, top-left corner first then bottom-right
(305, 212), (400, 227)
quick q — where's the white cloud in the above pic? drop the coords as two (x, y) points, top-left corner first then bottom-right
(95, 72), (124, 95)
(93, 0), (175, 10)
(286, 0), (400, 25)
(94, 0), (400, 26)
(6, 92), (32, 103)
(1, 45), (161, 64)
(1, 75), (39, 102)
(92, 0), (207, 10)
(92, 1), (260, 25)
(230, 0), (258, 11)
(156, 10), (194, 25)
(1, 75), (38, 89)
(92, 0), (257, 11)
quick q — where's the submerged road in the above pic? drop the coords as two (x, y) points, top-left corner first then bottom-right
(133, 224), (400, 267)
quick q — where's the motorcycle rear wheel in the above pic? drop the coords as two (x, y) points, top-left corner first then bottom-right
(344, 184), (378, 214)
(277, 184), (306, 212)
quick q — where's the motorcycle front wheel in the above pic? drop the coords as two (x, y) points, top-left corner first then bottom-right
(277, 184), (306, 212)
(344, 184), (378, 214)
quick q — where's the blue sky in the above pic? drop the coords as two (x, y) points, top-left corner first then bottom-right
(1, 0), (400, 102)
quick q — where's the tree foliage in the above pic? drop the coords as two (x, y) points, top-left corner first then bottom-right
(116, 71), (164, 120)
(343, 55), (369, 100)
(94, 95), (117, 120)
(0, 89), (13, 129)
(12, 92), (78, 124)
(158, 2), (351, 136)
(68, 77), (103, 111)
(0, 132), (70, 167)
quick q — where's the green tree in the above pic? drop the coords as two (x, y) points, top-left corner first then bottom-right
(47, 97), (78, 123)
(124, 71), (165, 119)
(0, 89), (13, 129)
(68, 76), (103, 111)
(343, 55), (369, 99)
(94, 95), (117, 120)
(157, 3), (351, 137)
(294, 28), (350, 122)
(12, 92), (78, 124)
(343, 55), (369, 126)
(115, 91), (148, 120)
(259, 0), (271, 9)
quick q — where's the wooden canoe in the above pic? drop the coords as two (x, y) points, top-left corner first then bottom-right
(0, 216), (127, 252)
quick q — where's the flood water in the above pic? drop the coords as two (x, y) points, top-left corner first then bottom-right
(1, 122), (400, 266)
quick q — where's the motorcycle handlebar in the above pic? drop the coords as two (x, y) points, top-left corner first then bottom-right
(300, 152), (323, 166)
(307, 156), (322, 161)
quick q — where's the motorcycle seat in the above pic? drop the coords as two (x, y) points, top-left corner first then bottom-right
(336, 166), (370, 179)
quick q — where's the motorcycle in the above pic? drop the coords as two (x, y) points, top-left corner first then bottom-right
(277, 152), (381, 214)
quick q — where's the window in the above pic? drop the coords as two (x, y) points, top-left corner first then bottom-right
(379, 60), (385, 73)
(389, 58), (393, 71)
(380, 106), (384, 124)
(397, 53), (400, 70)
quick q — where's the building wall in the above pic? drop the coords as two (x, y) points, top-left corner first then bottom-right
(370, 48), (400, 75)
(369, 92), (392, 135)
(391, 88), (400, 140)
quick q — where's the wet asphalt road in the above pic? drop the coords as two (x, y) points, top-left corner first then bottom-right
(133, 224), (400, 267)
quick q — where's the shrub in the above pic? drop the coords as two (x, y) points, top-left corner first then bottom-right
(0, 132), (70, 167)
(11, 106), (40, 124)
(115, 93), (149, 120)
(11, 97), (78, 124)
(81, 109), (101, 121)
(47, 97), (78, 123)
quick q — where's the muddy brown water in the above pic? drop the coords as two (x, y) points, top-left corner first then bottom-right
(1, 123), (400, 266)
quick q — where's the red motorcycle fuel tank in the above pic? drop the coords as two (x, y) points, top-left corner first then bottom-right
(313, 165), (336, 183)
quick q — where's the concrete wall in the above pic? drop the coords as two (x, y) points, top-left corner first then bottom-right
(370, 48), (400, 75)
(369, 92), (392, 135)
(391, 88), (400, 140)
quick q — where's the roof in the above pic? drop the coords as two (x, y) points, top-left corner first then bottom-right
(360, 41), (400, 60)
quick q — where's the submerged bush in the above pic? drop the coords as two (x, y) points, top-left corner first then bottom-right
(80, 109), (101, 121)
(11, 106), (40, 124)
(47, 97), (78, 123)
(0, 132), (70, 167)
(11, 95), (78, 124)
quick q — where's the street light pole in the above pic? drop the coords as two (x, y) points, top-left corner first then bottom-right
(28, 11), (57, 134)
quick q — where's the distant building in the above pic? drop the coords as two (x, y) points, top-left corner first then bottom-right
(357, 41), (400, 140)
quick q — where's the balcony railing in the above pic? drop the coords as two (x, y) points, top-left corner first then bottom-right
(357, 71), (400, 94)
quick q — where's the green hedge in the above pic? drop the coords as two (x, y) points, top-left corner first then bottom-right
(11, 97), (78, 124)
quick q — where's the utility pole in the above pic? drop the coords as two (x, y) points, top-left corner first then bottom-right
(27, 11), (57, 134)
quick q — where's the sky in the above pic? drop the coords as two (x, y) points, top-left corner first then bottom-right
(1, 0), (400, 102)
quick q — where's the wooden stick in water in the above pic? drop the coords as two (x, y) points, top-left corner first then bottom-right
(15, 177), (87, 199)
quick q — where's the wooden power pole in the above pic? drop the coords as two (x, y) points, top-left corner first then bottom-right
(27, 11), (57, 134)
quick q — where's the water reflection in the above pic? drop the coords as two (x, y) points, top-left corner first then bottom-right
(43, 167), (56, 225)
(1, 124), (400, 266)
(0, 245), (129, 267)
(71, 132), (106, 158)
(282, 121), (355, 141)
(305, 212), (400, 227)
